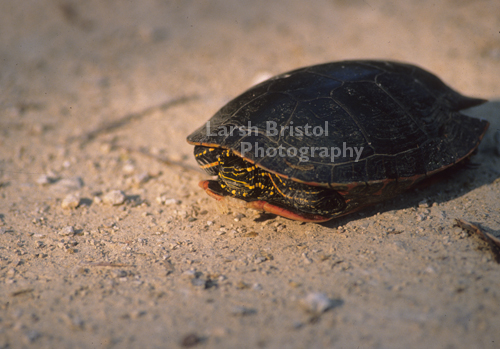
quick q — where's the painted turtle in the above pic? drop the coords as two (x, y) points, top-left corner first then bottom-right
(187, 60), (489, 222)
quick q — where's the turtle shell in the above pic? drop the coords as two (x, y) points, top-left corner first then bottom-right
(187, 60), (488, 187)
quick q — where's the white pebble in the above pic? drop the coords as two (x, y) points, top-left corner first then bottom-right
(122, 163), (135, 174)
(59, 226), (75, 236)
(103, 190), (126, 206)
(163, 198), (180, 205)
(36, 174), (54, 185)
(156, 195), (181, 205)
(300, 293), (336, 313)
(425, 266), (436, 274)
(254, 256), (266, 264)
(252, 283), (263, 290)
(61, 194), (80, 209)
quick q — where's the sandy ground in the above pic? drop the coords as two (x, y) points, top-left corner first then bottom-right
(1, 0), (500, 348)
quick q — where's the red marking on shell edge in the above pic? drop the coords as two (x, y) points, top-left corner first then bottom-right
(246, 201), (332, 223)
(199, 180), (225, 201)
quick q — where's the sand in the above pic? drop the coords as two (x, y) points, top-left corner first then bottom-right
(1, 1), (499, 348)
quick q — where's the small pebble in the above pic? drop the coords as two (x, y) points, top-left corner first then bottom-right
(102, 190), (126, 206)
(59, 226), (75, 236)
(425, 266), (436, 274)
(176, 210), (188, 218)
(181, 333), (202, 347)
(111, 269), (128, 278)
(156, 195), (181, 205)
(234, 213), (246, 222)
(435, 211), (446, 219)
(254, 256), (266, 264)
(36, 174), (55, 185)
(61, 194), (80, 209)
(122, 163), (135, 174)
(164, 198), (181, 205)
(252, 283), (263, 291)
(236, 281), (250, 289)
(300, 293), (336, 313)
(216, 229), (226, 236)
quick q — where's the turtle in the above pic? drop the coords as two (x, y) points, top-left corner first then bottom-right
(187, 60), (489, 222)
